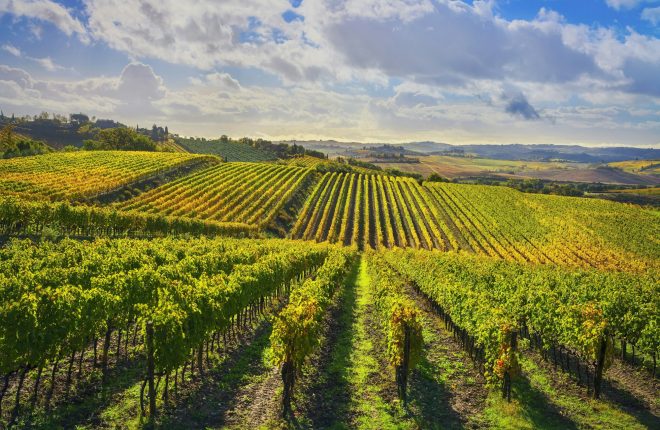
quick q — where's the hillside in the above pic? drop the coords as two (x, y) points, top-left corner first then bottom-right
(0, 151), (655, 272)
(116, 162), (312, 227)
(291, 171), (657, 272)
(294, 140), (660, 163)
(0, 151), (218, 201)
(0, 114), (172, 149)
(609, 159), (660, 176)
(369, 154), (660, 185)
(521, 166), (659, 186)
(178, 137), (276, 162)
(0, 126), (52, 159)
(0, 150), (658, 429)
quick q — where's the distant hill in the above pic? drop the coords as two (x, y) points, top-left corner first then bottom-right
(0, 113), (173, 149)
(294, 140), (659, 163)
(448, 144), (660, 163)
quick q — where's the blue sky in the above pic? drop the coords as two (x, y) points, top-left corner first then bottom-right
(0, 0), (659, 146)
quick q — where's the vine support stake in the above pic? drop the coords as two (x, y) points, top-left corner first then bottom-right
(593, 337), (607, 399)
(146, 320), (156, 426)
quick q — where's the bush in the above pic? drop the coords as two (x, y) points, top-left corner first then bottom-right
(83, 127), (157, 151)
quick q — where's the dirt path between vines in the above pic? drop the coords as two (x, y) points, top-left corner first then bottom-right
(405, 284), (489, 429)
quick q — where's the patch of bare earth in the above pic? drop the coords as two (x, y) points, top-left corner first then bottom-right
(222, 366), (281, 429)
(406, 284), (489, 429)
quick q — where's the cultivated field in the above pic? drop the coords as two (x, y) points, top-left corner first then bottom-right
(609, 159), (660, 175)
(292, 171), (658, 272)
(0, 150), (657, 429)
(117, 162), (312, 227)
(178, 138), (276, 162)
(0, 151), (215, 201)
(371, 154), (582, 178)
(373, 154), (659, 185)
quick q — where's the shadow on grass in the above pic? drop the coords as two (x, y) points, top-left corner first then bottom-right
(407, 354), (466, 430)
(511, 374), (579, 430)
(154, 318), (275, 430)
(295, 259), (360, 429)
(602, 377), (659, 428)
(19, 358), (146, 430)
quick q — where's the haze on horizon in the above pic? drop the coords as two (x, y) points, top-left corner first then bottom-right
(0, 0), (659, 148)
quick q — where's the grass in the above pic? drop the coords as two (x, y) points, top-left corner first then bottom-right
(608, 186), (660, 195)
(371, 155), (585, 179)
(344, 257), (416, 430)
(287, 258), (360, 429)
(404, 287), (488, 429)
(482, 354), (655, 429)
(608, 160), (659, 175)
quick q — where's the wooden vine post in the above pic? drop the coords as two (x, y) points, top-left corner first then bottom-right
(395, 324), (412, 404)
(146, 321), (156, 426)
(593, 337), (607, 399)
(281, 359), (295, 418)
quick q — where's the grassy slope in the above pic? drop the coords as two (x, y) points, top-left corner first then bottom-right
(483, 355), (655, 430)
(608, 160), (659, 175)
(178, 139), (276, 162)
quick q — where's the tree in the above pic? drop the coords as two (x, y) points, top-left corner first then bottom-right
(0, 124), (51, 158)
(69, 113), (90, 124)
(83, 127), (157, 152)
(427, 173), (449, 183)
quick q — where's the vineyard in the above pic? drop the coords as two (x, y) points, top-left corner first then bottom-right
(177, 138), (276, 162)
(0, 151), (658, 429)
(0, 151), (216, 202)
(283, 155), (329, 168)
(291, 172), (658, 272)
(116, 163), (312, 228)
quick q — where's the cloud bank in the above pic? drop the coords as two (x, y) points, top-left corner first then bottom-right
(0, 0), (658, 146)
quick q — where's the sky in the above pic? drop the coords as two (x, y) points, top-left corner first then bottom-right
(0, 0), (659, 147)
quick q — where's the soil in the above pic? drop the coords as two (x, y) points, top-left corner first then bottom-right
(406, 284), (489, 429)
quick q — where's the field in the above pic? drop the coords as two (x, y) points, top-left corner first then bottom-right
(371, 155), (582, 178)
(116, 162), (312, 227)
(292, 172), (657, 272)
(178, 138), (276, 162)
(0, 150), (658, 429)
(283, 155), (329, 168)
(0, 151), (215, 201)
(158, 139), (189, 153)
(609, 159), (660, 175)
(372, 155), (659, 185)
(609, 187), (660, 195)
(0, 238), (657, 429)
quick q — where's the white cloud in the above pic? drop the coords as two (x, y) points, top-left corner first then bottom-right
(2, 50), (69, 71)
(0, 0), (88, 42)
(1, 44), (21, 57)
(31, 56), (63, 71)
(641, 6), (660, 24)
(74, 0), (660, 104)
(1, 0), (659, 146)
(0, 62), (165, 117)
(605, 0), (647, 10)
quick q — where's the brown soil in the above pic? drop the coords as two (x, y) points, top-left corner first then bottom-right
(406, 284), (489, 429)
